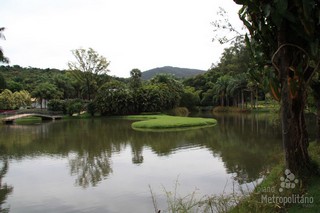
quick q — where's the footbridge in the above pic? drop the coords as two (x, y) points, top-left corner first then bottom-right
(1, 113), (62, 124)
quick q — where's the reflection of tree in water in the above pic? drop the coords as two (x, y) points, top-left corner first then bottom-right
(0, 156), (13, 213)
(202, 113), (282, 184)
(131, 140), (144, 164)
(69, 151), (112, 188)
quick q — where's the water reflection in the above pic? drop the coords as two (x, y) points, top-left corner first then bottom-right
(0, 158), (13, 213)
(0, 113), (284, 189)
(209, 113), (282, 183)
(69, 151), (112, 188)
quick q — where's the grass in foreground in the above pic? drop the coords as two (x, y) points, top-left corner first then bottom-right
(123, 114), (217, 131)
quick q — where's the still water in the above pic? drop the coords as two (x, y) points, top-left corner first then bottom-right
(0, 113), (289, 212)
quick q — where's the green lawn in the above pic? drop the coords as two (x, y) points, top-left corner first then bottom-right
(123, 114), (217, 131)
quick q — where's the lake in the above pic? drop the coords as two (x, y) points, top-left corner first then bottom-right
(0, 112), (305, 212)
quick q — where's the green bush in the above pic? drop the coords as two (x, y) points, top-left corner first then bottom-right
(66, 99), (84, 116)
(87, 101), (97, 116)
(0, 89), (14, 110)
(95, 87), (134, 115)
(47, 99), (66, 113)
(166, 107), (189, 117)
(179, 86), (200, 111)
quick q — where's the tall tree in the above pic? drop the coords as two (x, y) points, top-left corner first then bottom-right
(0, 27), (9, 63)
(68, 48), (110, 100)
(234, 0), (320, 174)
(129, 68), (142, 90)
(213, 75), (232, 106)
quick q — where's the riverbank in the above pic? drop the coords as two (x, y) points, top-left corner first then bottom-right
(212, 101), (280, 113)
(230, 141), (320, 213)
(122, 114), (217, 131)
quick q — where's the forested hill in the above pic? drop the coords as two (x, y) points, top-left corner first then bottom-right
(141, 66), (206, 80)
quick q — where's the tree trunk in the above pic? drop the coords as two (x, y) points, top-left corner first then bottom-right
(255, 89), (258, 109)
(241, 90), (244, 109)
(250, 90), (254, 109)
(226, 95), (229, 107)
(221, 92), (225, 107)
(278, 28), (311, 175)
(280, 84), (311, 174)
(87, 80), (91, 100)
(317, 99), (320, 143)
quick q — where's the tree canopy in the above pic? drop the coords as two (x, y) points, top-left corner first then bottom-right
(68, 48), (110, 100)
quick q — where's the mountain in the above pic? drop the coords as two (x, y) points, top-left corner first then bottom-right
(141, 66), (206, 80)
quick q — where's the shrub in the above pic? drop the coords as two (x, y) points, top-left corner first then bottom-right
(47, 99), (66, 113)
(179, 86), (200, 111)
(0, 89), (14, 110)
(166, 107), (189, 117)
(87, 101), (97, 116)
(95, 88), (134, 115)
(66, 99), (84, 116)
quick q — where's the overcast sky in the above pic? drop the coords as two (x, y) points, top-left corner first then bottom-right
(0, 0), (243, 77)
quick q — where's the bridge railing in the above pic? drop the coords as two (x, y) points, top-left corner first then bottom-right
(0, 109), (63, 117)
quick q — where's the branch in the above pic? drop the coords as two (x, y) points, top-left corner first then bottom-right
(271, 43), (310, 76)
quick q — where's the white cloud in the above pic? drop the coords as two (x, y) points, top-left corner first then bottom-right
(0, 0), (243, 77)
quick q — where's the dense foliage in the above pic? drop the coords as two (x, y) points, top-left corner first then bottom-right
(0, 89), (31, 110)
(94, 75), (184, 115)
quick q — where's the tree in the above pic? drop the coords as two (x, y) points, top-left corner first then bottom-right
(0, 89), (14, 109)
(310, 75), (320, 143)
(13, 90), (31, 109)
(32, 83), (62, 109)
(150, 74), (184, 108)
(212, 75), (232, 107)
(135, 84), (175, 113)
(7, 80), (23, 92)
(129, 68), (142, 90)
(0, 73), (6, 91)
(227, 74), (248, 108)
(53, 74), (75, 99)
(234, 0), (320, 174)
(0, 27), (9, 63)
(68, 48), (110, 100)
(179, 86), (200, 110)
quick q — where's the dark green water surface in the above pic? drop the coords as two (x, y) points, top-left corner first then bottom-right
(0, 113), (295, 212)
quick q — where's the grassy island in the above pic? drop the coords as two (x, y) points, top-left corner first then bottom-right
(123, 114), (217, 131)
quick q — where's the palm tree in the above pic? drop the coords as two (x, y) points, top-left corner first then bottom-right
(227, 74), (247, 108)
(0, 27), (9, 63)
(213, 75), (232, 106)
